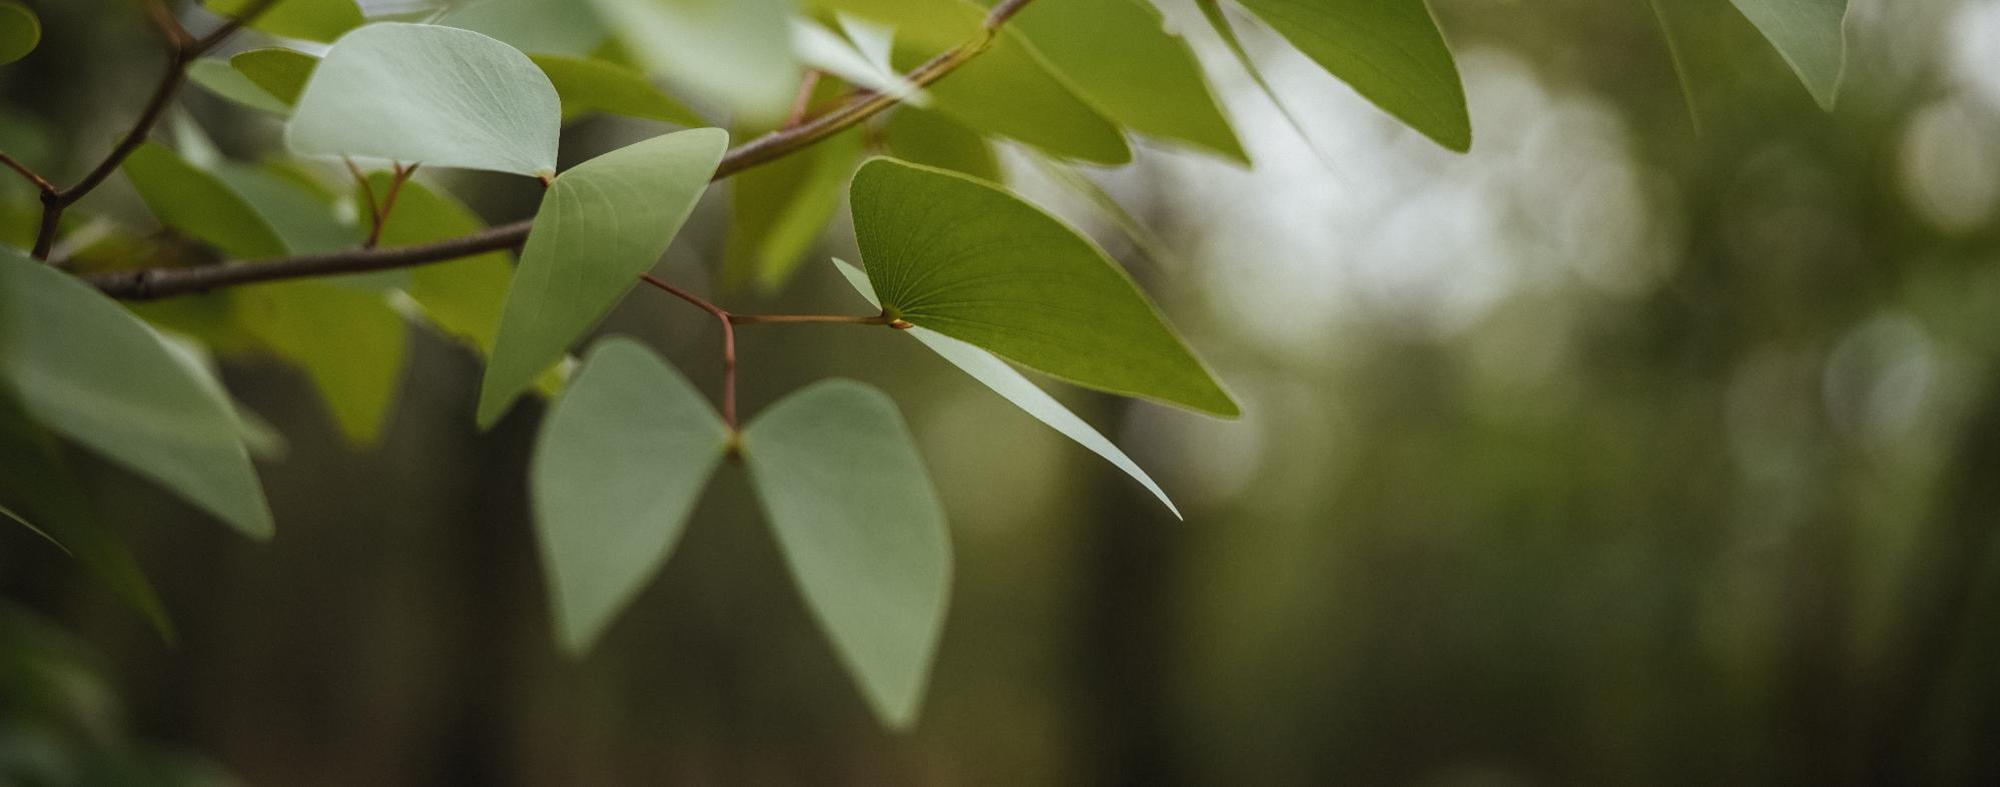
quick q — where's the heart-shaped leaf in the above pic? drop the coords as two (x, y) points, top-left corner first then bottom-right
(834, 259), (1179, 517)
(740, 380), (951, 729)
(532, 337), (731, 655)
(588, 0), (800, 126)
(1227, 0), (1470, 152)
(0, 248), (273, 539)
(849, 157), (1237, 417)
(204, 0), (364, 44)
(478, 128), (729, 427)
(1727, 0), (1848, 109)
(288, 23), (562, 178)
(1009, 0), (1245, 162)
(0, 1), (42, 66)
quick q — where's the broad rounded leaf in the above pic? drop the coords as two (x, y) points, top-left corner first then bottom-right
(533, 337), (730, 655)
(1229, 0), (1470, 152)
(530, 54), (703, 126)
(288, 23), (562, 178)
(204, 0), (363, 44)
(850, 158), (1238, 417)
(589, 0), (800, 126)
(0, 248), (273, 539)
(1010, 0), (1245, 162)
(232, 48), (319, 106)
(1727, 0), (1848, 109)
(477, 128), (729, 427)
(122, 143), (288, 259)
(188, 59), (291, 114)
(834, 260), (1179, 517)
(740, 380), (951, 729)
(0, 1), (41, 66)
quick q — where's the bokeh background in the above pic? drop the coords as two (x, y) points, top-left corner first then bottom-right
(5, 0), (2000, 783)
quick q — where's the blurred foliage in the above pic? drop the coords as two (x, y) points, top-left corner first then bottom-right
(3, 0), (2000, 784)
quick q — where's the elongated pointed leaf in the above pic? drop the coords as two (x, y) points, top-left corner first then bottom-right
(438, 0), (608, 56)
(884, 108), (999, 182)
(232, 49), (319, 106)
(1230, 0), (1470, 152)
(1010, 0), (1245, 162)
(589, 0), (800, 126)
(1727, 0), (1848, 109)
(850, 158), (1237, 417)
(288, 23), (562, 178)
(0, 1), (38, 65)
(188, 59), (292, 115)
(0, 248), (272, 539)
(533, 337), (730, 655)
(530, 54), (703, 126)
(833, 260), (1178, 517)
(204, 0), (364, 44)
(478, 128), (728, 427)
(122, 143), (289, 259)
(741, 380), (950, 729)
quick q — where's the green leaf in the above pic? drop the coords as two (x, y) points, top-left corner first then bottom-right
(231, 48), (319, 107)
(0, 1), (41, 66)
(532, 337), (730, 655)
(0, 402), (175, 640)
(833, 260), (1179, 516)
(1009, 0), (1245, 162)
(724, 127), (864, 292)
(437, 0), (609, 56)
(121, 143), (289, 259)
(204, 0), (364, 44)
(211, 163), (363, 256)
(240, 283), (407, 445)
(588, 0), (801, 126)
(288, 23), (563, 178)
(850, 157), (1237, 417)
(367, 175), (515, 354)
(1227, 0), (1470, 152)
(0, 248), (273, 539)
(883, 108), (999, 182)
(530, 54), (703, 126)
(740, 380), (950, 729)
(478, 128), (728, 428)
(188, 58), (292, 115)
(1727, 0), (1848, 109)
(813, 0), (1130, 164)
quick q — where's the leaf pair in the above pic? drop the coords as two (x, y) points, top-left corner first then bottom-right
(534, 339), (949, 729)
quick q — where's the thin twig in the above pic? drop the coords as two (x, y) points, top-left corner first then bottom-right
(640, 274), (742, 430)
(85, 0), (1042, 299)
(783, 70), (824, 130)
(345, 157), (381, 242)
(366, 163), (418, 248)
(0, 151), (55, 195)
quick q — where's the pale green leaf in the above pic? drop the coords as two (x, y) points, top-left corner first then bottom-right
(813, 0), (1129, 164)
(850, 157), (1237, 417)
(1727, 0), (1848, 109)
(204, 0), (364, 43)
(0, 248), (273, 539)
(438, 0), (609, 56)
(724, 127), (864, 292)
(1229, 0), (1470, 152)
(231, 48), (319, 106)
(530, 54), (703, 126)
(288, 23), (562, 178)
(188, 58), (292, 114)
(833, 259), (1179, 517)
(588, 0), (800, 126)
(883, 108), (999, 182)
(740, 380), (950, 729)
(0, 2), (42, 66)
(1010, 0), (1245, 162)
(121, 143), (289, 259)
(532, 337), (730, 655)
(478, 128), (729, 427)
(212, 164), (363, 256)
